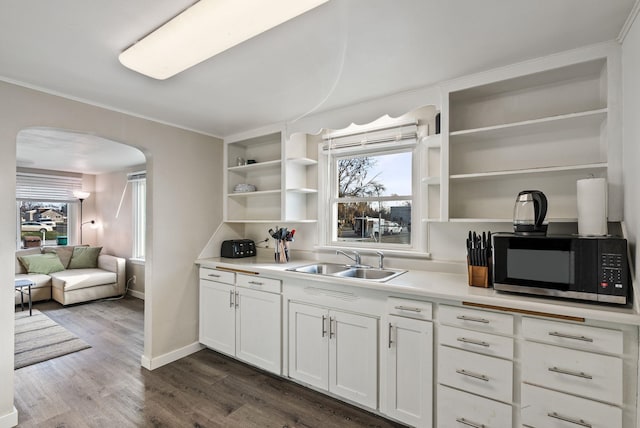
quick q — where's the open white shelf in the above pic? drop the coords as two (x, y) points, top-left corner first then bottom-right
(449, 108), (607, 142)
(448, 217), (578, 223)
(450, 163), (608, 181)
(228, 189), (282, 198)
(227, 159), (281, 172)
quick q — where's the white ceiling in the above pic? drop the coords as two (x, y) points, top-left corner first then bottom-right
(0, 0), (636, 172)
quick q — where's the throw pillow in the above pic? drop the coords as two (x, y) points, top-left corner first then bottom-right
(18, 253), (65, 275)
(68, 246), (102, 269)
(43, 246), (75, 268)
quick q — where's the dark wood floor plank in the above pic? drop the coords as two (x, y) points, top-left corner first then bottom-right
(14, 296), (404, 427)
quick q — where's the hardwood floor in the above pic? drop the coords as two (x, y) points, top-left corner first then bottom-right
(14, 297), (404, 427)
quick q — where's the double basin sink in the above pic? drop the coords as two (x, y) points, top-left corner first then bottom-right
(287, 262), (406, 283)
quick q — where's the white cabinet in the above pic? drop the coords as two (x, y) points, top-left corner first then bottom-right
(522, 383), (621, 428)
(437, 304), (514, 428)
(521, 317), (627, 428)
(441, 55), (620, 222)
(288, 302), (378, 409)
(199, 278), (235, 355)
(385, 311), (433, 427)
(199, 268), (282, 375)
(437, 384), (512, 428)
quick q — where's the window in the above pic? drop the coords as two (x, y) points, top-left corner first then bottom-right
(129, 171), (146, 260)
(320, 121), (425, 253)
(16, 172), (81, 248)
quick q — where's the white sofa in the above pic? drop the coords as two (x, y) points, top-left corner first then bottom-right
(15, 245), (126, 306)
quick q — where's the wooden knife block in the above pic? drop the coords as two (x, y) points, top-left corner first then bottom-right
(467, 259), (492, 288)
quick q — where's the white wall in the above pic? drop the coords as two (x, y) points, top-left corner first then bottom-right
(622, 10), (640, 282)
(0, 81), (222, 425)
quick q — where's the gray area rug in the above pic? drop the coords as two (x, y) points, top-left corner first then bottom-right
(14, 309), (91, 369)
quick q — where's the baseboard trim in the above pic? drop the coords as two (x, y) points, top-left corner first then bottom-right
(140, 341), (204, 371)
(127, 289), (145, 300)
(0, 406), (18, 428)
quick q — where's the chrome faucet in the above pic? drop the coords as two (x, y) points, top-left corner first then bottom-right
(336, 249), (363, 267)
(376, 251), (384, 269)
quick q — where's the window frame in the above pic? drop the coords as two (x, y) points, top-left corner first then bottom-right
(130, 172), (146, 261)
(318, 134), (428, 256)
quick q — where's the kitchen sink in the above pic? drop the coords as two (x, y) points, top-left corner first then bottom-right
(287, 263), (406, 283)
(290, 263), (350, 275)
(335, 267), (406, 282)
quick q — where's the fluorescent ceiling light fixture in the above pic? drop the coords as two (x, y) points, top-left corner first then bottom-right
(119, 0), (330, 80)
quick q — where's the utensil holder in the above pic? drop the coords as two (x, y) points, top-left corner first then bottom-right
(467, 258), (492, 288)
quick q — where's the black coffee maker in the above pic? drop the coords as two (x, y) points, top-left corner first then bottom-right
(513, 190), (548, 235)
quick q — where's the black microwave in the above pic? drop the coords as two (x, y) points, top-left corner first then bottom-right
(493, 234), (629, 304)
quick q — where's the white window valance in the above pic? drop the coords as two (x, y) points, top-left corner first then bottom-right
(16, 172), (82, 202)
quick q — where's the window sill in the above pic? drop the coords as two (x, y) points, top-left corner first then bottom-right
(314, 244), (431, 259)
(129, 258), (145, 265)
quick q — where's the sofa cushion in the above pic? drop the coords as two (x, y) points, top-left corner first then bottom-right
(17, 253), (65, 274)
(68, 246), (102, 269)
(50, 268), (117, 292)
(15, 248), (43, 274)
(43, 246), (76, 268)
(14, 273), (52, 289)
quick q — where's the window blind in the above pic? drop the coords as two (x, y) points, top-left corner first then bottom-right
(322, 122), (418, 153)
(127, 171), (146, 182)
(16, 173), (82, 202)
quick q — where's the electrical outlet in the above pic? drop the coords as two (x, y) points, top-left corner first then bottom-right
(132, 275), (136, 285)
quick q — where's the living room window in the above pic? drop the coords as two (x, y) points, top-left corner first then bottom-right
(129, 171), (146, 260)
(319, 120), (426, 253)
(16, 172), (81, 248)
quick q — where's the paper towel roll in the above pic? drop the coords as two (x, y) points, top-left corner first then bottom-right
(577, 178), (608, 236)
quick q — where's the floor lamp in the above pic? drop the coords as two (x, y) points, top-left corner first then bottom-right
(73, 190), (90, 244)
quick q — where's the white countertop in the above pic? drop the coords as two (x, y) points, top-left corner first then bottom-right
(196, 256), (640, 326)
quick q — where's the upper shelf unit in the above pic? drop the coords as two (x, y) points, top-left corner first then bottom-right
(224, 129), (320, 223)
(225, 132), (283, 222)
(446, 57), (616, 222)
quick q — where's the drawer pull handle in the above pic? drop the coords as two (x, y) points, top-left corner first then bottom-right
(548, 331), (594, 342)
(229, 290), (234, 308)
(548, 412), (592, 427)
(457, 315), (490, 324)
(455, 417), (486, 428)
(456, 369), (489, 381)
(394, 305), (422, 313)
(248, 281), (264, 286)
(207, 273), (221, 278)
(548, 366), (593, 380)
(235, 291), (239, 309)
(457, 337), (490, 347)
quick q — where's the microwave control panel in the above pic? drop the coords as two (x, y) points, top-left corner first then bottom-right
(597, 239), (628, 298)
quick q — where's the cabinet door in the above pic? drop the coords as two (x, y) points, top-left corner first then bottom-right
(386, 315), (433, 427)
(199, 280), (235, 356)
(288, 302), (329, 390)
(329, 310), (378, 409)
(235, 288), (282, 375)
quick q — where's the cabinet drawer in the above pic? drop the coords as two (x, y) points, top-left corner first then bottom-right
(438, 346), (513, 403)
(522, 317), (623, 355)
(522, 383), (622, 428)
(439, 305), (513, 335)
(437, 384), (512, 428)
(199, 267), (235, 284)
(439, 325), (513, 360)
(236, 273), (281, 293)
(522, 341), (622, 405)
(388, 297), (432, 320)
